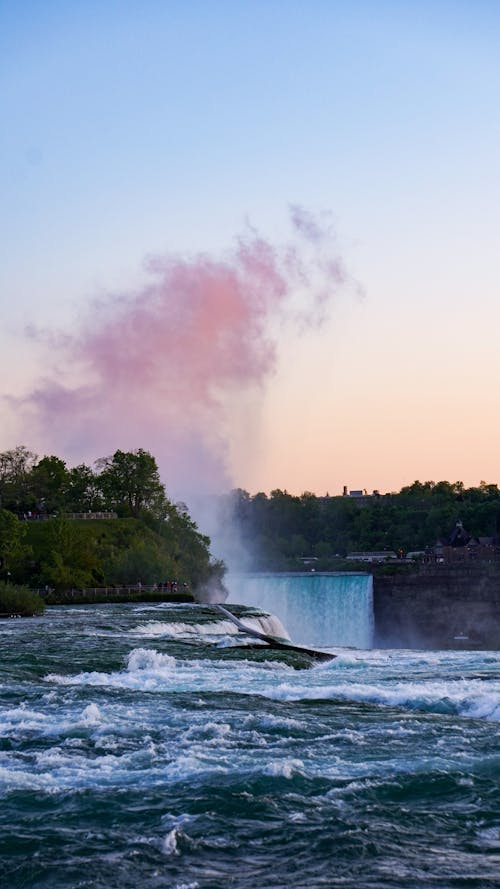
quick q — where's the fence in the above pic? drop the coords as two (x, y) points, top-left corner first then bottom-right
(34, 584), (189, 599)
(22, 512), (118, 521)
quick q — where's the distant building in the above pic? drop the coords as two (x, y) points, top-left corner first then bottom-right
(346, 551), (399, 563)
(343, 486), (366, 497)
(405, 551), (426, 561)
(433, 521), (500, 563)
(341, 486), (381, 508)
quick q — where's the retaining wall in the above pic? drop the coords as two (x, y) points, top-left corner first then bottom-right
(373, 564), (500, 649)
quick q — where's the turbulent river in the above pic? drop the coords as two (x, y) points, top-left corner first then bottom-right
(1, 602), (499, 888)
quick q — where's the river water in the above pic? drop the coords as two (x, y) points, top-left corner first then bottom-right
(1, 602), (499, 888)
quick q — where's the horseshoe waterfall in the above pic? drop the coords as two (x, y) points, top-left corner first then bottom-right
(228, 571), (374, 648)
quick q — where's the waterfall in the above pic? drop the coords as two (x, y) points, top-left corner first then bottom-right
(228, 572), (374, 648)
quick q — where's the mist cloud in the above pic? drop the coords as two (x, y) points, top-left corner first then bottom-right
(17, 208), (348, 497)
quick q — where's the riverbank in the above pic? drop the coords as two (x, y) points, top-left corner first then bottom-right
(0, 581), (45, 618)
(0, 582), (195, 618)
(42, 585), (195, 606)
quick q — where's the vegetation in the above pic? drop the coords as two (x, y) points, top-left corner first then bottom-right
(0, 446), (224, 595)
(2, 442), (499, 589)
(0, 580), (45, 616)
(222, 481), (500, 571)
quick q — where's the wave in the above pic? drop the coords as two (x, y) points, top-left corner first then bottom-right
(270, 677), (500, 722)
(132, 614), (290, 640)
(43, 646), (500, 723)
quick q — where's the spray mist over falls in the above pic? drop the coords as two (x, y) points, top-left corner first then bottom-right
(16, 207), (350, 503)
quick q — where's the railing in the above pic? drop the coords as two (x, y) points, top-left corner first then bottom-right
(63, 512), (118, 520)
(34, 584), (190, 599)
(22, 512), (117, 521)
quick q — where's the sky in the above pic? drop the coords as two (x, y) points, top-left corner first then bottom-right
(1, 0), (500, 501)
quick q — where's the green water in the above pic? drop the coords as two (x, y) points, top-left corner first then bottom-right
(1, 603), (499, 888)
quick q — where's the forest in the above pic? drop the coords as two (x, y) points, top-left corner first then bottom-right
(0, 446), (223, 593)
(221, 481), (500, 571)
(2, 444), (500, 590)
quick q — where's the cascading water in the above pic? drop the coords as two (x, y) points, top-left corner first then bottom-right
(228, 572), (374, 648)
(2, 604), (499, 888)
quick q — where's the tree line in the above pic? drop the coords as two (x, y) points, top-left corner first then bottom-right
(222, 481), (500, 570)
(0, 445), (169, 518)
(0, 446), (224, 593)
(3, 445), (500, 585)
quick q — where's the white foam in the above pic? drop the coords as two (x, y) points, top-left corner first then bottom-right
(41, 645), (500, 724)
(162, 828), (180, 856)
(0, 702), (108, 739)
(0, 764), (58, 790)
(46, 647), (178, 690)
(81, 703), (102, 725)
(462, 695), (500, 722)
(0, 705), (50, 731)
(127, 648), (176, 671)
(288, 812), (307, 822)
(265, 758), (305, 778)
(133, 613), (290, 640)
(133, 619), (240, 637)
(477, 827), (500, 843)
(243, 713), (306, 730)
(269, 677), (500, 722)
(183, 722), (232, 744)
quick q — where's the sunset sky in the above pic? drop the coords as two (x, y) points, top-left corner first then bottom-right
(2, 1), (500, 500)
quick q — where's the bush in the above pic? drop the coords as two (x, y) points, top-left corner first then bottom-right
(0, 581), (45, 616)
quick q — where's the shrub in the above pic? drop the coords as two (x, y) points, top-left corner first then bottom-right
(0, 581), (45, 616)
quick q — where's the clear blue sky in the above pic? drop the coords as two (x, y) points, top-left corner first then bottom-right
(2, 1), (500, 495)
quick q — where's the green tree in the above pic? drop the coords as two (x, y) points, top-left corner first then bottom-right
(159, 501), (217, 587)
(103, 536), (177, 586)
(30, 456), (69, 514)
(66, 464), (104, 512)
(40, 516), (101, 590)
(96, 449), (166, 518)
(0, 509), (30, 579)
(0, 446), (37, 513)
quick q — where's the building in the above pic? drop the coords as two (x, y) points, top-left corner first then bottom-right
(346, 551), (399, 563)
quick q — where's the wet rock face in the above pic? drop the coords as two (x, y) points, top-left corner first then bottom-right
(373, 566), (500, 649)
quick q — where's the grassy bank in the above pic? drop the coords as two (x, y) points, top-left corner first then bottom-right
(15, 515), (220, 595)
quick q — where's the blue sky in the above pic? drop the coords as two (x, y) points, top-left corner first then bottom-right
(2, 1), (500, 495)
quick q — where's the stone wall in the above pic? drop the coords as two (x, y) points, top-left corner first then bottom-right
(373, 564), (500, 649)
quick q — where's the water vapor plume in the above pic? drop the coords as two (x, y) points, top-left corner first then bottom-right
(15, 207), (349, 499)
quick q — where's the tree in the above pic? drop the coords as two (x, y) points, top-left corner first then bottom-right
(96, 449), (166, 518)
(159, 500), (214, 585)
(66, 464), (103, 512)
(0, 509), (29, 579)
(0, 446), (37, 512)
(30, 456), (69, 514)
(40, 516), (100, 590)
(103, 536), (177, 586)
